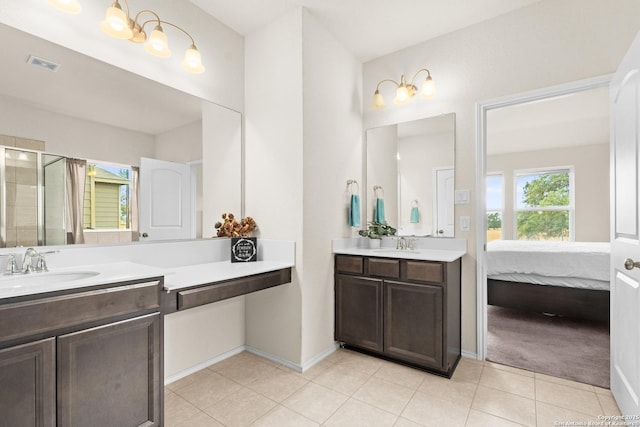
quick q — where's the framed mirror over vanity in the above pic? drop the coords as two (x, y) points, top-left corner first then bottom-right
(365, 113), (455, 237)
(0, 22), (242, 248)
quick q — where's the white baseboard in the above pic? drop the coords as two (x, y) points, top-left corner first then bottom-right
(164, 345), (245, 385)
(462, 349), (480, 360)
(301, 342), (340, 372)
(244, 345), (303, 372)
(164, 342), (342, 385)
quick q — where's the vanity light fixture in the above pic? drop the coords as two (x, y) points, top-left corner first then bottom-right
(370, 68), (435, 110)
(48, 0), (205, 74)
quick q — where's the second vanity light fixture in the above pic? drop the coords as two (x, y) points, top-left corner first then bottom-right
(370, 68), (435, 110)
(47, 0), (205, 74)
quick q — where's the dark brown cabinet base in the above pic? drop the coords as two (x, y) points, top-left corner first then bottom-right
(0, 278), (163, 427)
(335, 254), (461, 377)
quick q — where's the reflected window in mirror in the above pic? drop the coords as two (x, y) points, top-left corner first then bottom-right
(84, 163), (132, 231)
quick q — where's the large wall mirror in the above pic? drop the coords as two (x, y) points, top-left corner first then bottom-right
(366, 113), (455, 237)
(0, 23), (241, 247)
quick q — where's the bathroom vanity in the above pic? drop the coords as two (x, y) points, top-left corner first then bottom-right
(0, 274), (165, 427)
(0, 239), (295, 427)
(333, 238), (465, 377)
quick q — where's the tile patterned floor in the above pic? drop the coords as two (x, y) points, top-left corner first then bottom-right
(165, 350), (621, 427)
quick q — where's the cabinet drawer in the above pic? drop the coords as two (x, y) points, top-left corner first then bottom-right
(0, 280), (161, 347)
(178, 269), (291, 310)
(406, 261), (444, 283)
(368, 258), (400, 278)
(335, 255), (363, 275)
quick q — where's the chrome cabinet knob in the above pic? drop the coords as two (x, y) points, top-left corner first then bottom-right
(624, 258), (640, 270)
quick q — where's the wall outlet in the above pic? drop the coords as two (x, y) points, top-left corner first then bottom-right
(459, 216), (470, 232)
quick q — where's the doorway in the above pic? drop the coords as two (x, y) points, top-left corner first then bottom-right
(475, 76), (612, 385)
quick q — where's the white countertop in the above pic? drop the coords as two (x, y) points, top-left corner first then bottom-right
(332, 247), (466, 262)
(0, 260), (295, 300)
(162, 260), (294, 291)
(332, 237), (467, 262)
(0, 262), (166, 299)
(0, 239), (297, 300)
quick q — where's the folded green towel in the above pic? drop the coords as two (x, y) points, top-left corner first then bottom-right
(410, 206), (420, 223)
(374, 198), (385, 223)
(349, 194), (361, 227)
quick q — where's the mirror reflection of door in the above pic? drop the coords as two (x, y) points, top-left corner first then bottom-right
(434, 167), (454, 236)
(139, 157), (193, 241)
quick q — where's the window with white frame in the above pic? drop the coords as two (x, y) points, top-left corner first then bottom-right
(514, 168), (573, 241)
(486, 173), (504, 241)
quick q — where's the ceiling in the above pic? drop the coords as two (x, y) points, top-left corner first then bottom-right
(486, 86), (610, 155)
(190, 0), (542, 62)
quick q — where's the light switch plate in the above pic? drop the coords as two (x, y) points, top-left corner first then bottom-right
(455, 189), (470, 204)
(459, 216), (470, 232)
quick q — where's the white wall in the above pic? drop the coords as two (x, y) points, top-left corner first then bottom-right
(0, 95), (155, 165)
(364, 0), (640, 355)
(366, 125), (398, 226)
(301, 9), (363, 363)
(244, 7), (362, 366)
(202, 102), (242, 238)
(399, 131), (453, 234)
(487, 143), (610, 242)
(244, 9), (304, 364)
(155, 120), (202, 163)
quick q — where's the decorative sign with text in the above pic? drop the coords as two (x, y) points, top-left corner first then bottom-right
(231, 237), (258, 262)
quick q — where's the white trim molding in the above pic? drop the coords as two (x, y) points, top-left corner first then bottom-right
(474, 74), (612, 361)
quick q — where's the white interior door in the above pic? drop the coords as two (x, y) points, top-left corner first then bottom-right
(139, 157), (193, 241)
(435, 168), (455, 236)
(611, 33), (640, 416)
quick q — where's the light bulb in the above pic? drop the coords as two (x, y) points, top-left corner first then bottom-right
(100, 3), (133, 39)
(393, 84), (411, 105)
(182, 46), (205, 73)
(420, 75), (435, 99)
(47, 0), (81, 14)
(145, 26), (171, 58)
(370, 90), (385, 110)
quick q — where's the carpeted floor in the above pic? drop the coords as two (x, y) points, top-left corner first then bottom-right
(486, 305), (610, 388)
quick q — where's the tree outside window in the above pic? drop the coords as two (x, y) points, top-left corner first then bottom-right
(515, 169), (572, 240)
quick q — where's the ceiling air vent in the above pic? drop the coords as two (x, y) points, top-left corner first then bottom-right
(26, 55), (60, 72)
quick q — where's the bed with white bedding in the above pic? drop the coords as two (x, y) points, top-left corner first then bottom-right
(486, 240), (610, 322)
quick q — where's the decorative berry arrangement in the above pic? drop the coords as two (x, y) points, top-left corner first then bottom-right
(214, 213), (257, 238)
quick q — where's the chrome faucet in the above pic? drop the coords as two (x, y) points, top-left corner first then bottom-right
(21, 248), (40, 273)
(396, 236), (407, 250)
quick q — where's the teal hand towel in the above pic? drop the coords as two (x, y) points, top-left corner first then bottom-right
(410, 206), (420, 223)
(349, 194), (361, 227)
(374, 198), (385, 223)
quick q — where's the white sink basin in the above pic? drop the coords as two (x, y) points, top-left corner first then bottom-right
(0, 271), (100, 290)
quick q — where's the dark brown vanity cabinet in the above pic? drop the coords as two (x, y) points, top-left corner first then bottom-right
(0, 278), (164, 427)
(335, 254), (461, 377)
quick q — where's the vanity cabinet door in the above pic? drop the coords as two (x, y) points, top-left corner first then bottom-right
(384, 281), (443, 369)
(57, 313), (162, 427)
(0, 338), (56, 427)
(335, 275), (383, 352)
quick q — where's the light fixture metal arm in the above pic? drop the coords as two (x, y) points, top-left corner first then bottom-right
(408, 68), (432, 86)
(138, 17), (197, 47)
(375, 78), (401, 91)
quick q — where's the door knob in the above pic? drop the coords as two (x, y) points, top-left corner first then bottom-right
(142, 232), (149, 238)
(624, 258), (640, 270)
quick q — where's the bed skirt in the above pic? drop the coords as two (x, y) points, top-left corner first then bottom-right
(487, 279), (609, 323)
